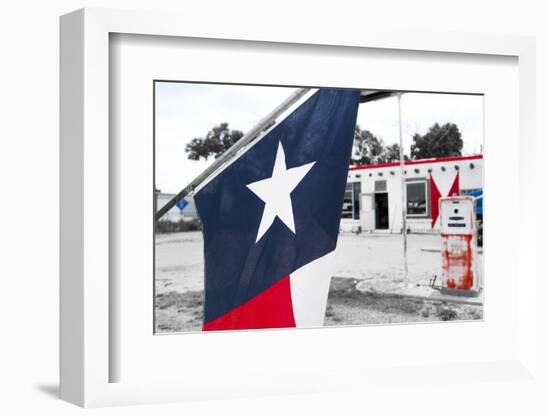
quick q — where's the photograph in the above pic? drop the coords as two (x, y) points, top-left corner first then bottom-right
(154, 82), (484, 333)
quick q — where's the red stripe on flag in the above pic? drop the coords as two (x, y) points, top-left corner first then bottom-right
(203, 276), (296, 331)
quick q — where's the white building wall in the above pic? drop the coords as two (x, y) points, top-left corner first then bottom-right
(341, 156), (483, 234)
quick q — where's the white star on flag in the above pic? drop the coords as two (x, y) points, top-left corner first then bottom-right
(246, 141), (316, 242)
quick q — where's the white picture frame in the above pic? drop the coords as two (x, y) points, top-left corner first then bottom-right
(60, 8), (537, 407)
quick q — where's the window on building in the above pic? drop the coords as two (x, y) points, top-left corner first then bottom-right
(406, 180), (428, 217)
(342, 182), (361, 219)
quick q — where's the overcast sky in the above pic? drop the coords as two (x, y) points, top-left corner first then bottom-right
(155, 82), (484, 194)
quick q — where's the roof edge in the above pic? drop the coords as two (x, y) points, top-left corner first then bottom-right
(349, 154), (483, 171)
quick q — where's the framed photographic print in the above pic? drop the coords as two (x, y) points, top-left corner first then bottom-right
(60, 8), (538, 407)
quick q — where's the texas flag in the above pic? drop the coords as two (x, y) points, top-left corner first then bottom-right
(194, 89), (361, 331)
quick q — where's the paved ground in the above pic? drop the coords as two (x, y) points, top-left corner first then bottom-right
(155, 231), (483, 295)
(154, 231), (483, 333)
(155, 231), (204, 294)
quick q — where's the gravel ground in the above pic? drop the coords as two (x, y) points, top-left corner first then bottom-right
(155, 290), (203, 333)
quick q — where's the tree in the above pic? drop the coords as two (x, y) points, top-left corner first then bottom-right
(351, 126), (383, 165)
(410, 122), (463, 160)
(185, 123), (244, 161)
(351, 126), (405, 166)
(380, 143), (404, 164)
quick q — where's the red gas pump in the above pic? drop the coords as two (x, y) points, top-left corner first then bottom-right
(439, 196), (479, 296)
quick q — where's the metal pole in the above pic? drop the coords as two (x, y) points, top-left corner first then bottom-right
(397, 93), (408, 283)
(155, 88), (311, 221)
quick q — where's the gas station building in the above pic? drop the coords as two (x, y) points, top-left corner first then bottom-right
(340, 154), (483, 234)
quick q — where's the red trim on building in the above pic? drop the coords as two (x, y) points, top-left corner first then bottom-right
(349, 154), (483, 171)
(429, 174), (441, 228)
(430, 173), (460, 228)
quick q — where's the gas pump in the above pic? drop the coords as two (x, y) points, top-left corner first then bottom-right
(439, 196), (479, 296)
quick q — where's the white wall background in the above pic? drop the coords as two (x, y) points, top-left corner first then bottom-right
(0, 1), (548, 415)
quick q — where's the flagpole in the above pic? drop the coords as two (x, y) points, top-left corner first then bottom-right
(397, 93), (409, 284)
(156, 88), (312, 221)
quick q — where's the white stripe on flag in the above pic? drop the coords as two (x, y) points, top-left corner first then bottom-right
(290, 252), (334, 328)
